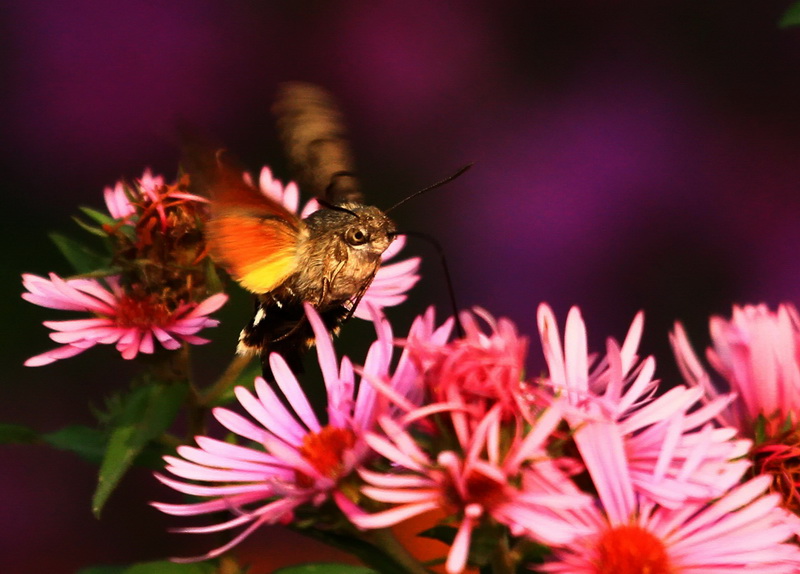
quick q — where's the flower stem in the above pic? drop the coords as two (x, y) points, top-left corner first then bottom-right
(198, 352), (254, 406)
(367, 528), (432, 574)
(489, 533), (515, 574)
(147, 344), (191, 383)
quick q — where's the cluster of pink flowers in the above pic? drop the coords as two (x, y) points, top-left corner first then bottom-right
(154, 301), (800, 572)
(23, 170), (227, 364)
(23, 162), (800, 572)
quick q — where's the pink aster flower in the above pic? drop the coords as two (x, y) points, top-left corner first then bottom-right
(103, 168), (207, 231)
(672, 303), (800, 433)
(404, 307), (533, 432)
(536, 417), (800, 573)
(103, 168), (172, 220)
(22, 273), (227, 366)
(346, 403), (592, 574)
(537, 304), (751, 508)
(103, 179), (138, 220)
(672, 303), (800, 514)
(257, 166), (421, 318)
(152, 303), (445, 562)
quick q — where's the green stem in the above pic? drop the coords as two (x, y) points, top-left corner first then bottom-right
(155, 432), (183, 450)
(489, 533), (515, 574)
(147, 344), (191, 384)
(367, 528), (431, 574)
(198, 352), (254, 407)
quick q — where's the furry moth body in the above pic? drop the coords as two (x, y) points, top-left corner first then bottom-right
(203, 155), (396, 375)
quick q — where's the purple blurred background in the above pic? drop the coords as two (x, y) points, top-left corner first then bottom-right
(3, 1), (800, 571)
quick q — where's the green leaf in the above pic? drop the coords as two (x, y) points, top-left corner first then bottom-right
(72, 216), (111, 238)
(754, 413), (768, 445)
(43, 425), (107, 464)
(49, 232), (110, 274)
(124, 561), (217, 574)
(418, 525), (457, 545)
(781, 410), (795, 434)
(780, 1), (800, 27)
(274, 564), (378, 574)
(76, 566), (127, 574)
(92, 382), (188, 517)
(291, 528), (415, 574)
(77, 562), (216, 574)
(0, 423), (39, 444)
(79, 206), (117, 226)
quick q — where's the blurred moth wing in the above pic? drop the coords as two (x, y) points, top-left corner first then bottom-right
(204, 156), (306, 294)
(273, 82), (362, 204)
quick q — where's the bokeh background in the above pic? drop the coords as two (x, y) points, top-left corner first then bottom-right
(3, 1), (800, 572)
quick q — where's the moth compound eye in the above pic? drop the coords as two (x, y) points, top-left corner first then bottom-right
(345, 227), (369, 246)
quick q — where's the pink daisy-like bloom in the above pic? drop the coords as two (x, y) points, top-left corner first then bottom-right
(103, 180), (137, 220)
(535, 416), (800, 573)
(671, 303), (800, 433)
(345, 403), (592, 574)
(257, 166), (421, 318)
(153, 304), (450, 562)
(672, 303), (800, 514)
(537, 304), (751, 508)
(403, 307), (533, 434)
(22, 273), (227, 366)
(103, 168), (166, 220)
(103, 168), (207, 231)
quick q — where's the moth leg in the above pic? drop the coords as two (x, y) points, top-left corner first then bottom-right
(343, 270), (376, 321)
(324, 259), (347, 302)
(271, 314), (309, 342)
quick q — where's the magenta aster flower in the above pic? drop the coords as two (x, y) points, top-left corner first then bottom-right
(257, 166), (421, 317)
(103, 180), (137, 220)
(672, 303), (800, 515)
(535, 417), (800, 573)
(672, 303), (800, 432)
(152, 304), (444, 562)
(102, 168), (164, 220)
(22, 273), (227, 366)
(537, 304), (751, 508)
(400, 307), (534, 441)
(103, 168), (207, 230)
(346, 403), (591, 574)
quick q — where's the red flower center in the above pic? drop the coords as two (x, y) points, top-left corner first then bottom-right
(114, 292), (173, 328)
(439, 466), (508, 515)
(297, 426), (357, 486)
(464, 471), (507, 509)
(593, 524), (672, 574)
(753, 418), (800, 515)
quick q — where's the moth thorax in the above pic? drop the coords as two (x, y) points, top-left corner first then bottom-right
(296, 203), (396, 304)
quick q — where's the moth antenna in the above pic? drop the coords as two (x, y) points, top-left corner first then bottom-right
(386, 163), (474, 214)
(317, 198), (359, 217)
(390, 230), (465, 338)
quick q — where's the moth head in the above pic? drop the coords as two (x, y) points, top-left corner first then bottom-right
(310, 201), (396, 257)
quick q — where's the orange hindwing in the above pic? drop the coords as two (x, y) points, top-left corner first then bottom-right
(205, 161), (303, 294)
